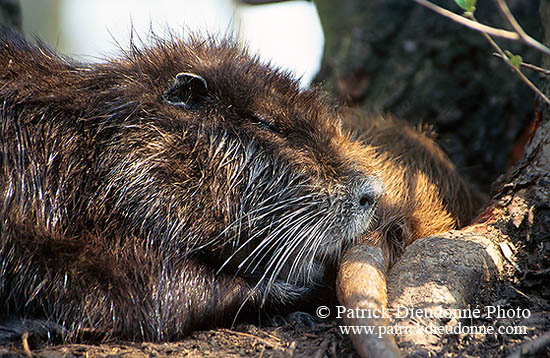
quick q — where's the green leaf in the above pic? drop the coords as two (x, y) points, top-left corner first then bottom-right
(509, 55), (523, 68)
(455, 0), (477, 12)
(455, 0), (467, 10)
(504, 50), (522, 68)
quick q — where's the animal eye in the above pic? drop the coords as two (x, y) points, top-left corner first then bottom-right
(250, 114), (281, 134)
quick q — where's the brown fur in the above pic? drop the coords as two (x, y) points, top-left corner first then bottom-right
(344, 113), (485, 262)
(0, 28), (383, 342)
(0, 27), (482, 344)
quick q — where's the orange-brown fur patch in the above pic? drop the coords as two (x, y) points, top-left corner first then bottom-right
(344, 113), (485, 263)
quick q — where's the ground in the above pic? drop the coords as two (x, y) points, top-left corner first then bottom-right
(1, 227), (548, 358)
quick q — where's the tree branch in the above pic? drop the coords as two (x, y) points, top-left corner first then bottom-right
(413, 0), (550, 106)
(492, 53), (550, 76)
(466, 13), (550, 106)
(492, 0), (550, 57)
(413, 0), (550, 57)
(412, 0), (519, 40)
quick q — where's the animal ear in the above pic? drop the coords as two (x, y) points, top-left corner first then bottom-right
(164, 72), (208, 108)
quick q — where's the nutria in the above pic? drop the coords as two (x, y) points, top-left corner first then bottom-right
(0, 27), (481, 344)
(0, 27), (386, 342)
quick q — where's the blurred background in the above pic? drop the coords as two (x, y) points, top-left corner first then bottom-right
(18, 0), (324, 87)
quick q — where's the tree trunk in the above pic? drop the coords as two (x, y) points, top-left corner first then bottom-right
(314, 0), (541, 191)
(382, 1), (550, 356)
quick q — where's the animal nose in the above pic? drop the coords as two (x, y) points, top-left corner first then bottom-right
(359, 194), (372, 208)
(356, 176), (385, 210)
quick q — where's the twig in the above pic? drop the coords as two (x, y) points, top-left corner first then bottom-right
(413, 0), (550, 57)
(465, 13), (550, 106)
(493, 0), (550, 57)
(492, 53), (550, 76)
(412, 0), (519, 40)
(493, 0), (527, 38)
(414, 0), (550, 106)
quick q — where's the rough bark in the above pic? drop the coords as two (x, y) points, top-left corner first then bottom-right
(385, 79), (549, 357)
(380, 2), (550, 355)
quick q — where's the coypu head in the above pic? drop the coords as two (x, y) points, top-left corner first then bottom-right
(92, 36), (386, 303)
(0, 31), (384, 306)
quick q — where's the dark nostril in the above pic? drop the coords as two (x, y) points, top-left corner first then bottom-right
(356, 176), (385, 210)
(359, 195), (371, 208)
